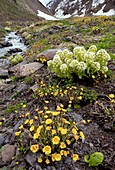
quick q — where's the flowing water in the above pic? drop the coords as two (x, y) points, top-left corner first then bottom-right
(0, 32), (27, 68)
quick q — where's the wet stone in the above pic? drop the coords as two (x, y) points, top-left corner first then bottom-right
(0, 134), (5, 146)
(25, 151), (37, 166)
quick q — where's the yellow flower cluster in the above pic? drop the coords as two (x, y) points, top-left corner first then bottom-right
(15, 105), (85, 164)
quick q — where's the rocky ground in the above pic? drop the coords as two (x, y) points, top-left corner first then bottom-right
(0, 16), (115, 170)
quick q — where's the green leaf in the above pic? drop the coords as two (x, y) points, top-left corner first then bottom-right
(84, 152), (104, 167)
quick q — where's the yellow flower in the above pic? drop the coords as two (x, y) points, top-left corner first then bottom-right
(60, 150), (64, 155)
(35, 108), (39, 112)
(38, 157), (42, 163)
(44, 115), (48, 118)
(37, 125), (43, 133)
(45, 118), (52, 125)
(56, 106), (61, 111)
(60, 104), (64, 108)
(60, 128), (67, 135)
(58, 127), (63, 131)
(19, 125), (23, 130)
(55, 154), (62, 161)
(52, 111), (60, 116)
(24, 119), (29, 124)
(42, 145), (51, 155)
(45, 159), (50, 164)
(74, 135), (79, 141)
(52, 129), (56, 135)
(70, 97), (74, 100)
(54, 91), (58, 96)
(15, 131), (21, 136)
(77, 96), (82, 100)
(30, 144), (39, 153)
(22, 104), (26, 108)
(33, 132), (39, 139)
(25, 112), (30, 116)
(44, 106), (48, 110)
(52, 136), (60, 145)
(80, 131), (85, 140)
(29, 119), (33, 125)
(30, 125), (35, 132)
(45, 110), (51, 114)
(0, 122), (2, 125)
(52, 153), (56, 161)
(111, 99), (115, 103)
(72, 154), (79, 161)
(63, 150), (68, 156)
(109, 94), (115, 99)
(66, 140), (71, 145)
(44, 100), (49, 104)
(62, 118), (70, 124)
(60, 142), (66, 149)
(72, 128), (77, 135)
(46, 126), (51, 130)
(34, 116), (38, 120)
(38, 110), (43, 114)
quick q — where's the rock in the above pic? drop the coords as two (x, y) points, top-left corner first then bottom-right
(0, 80), (7, 90)
(0, 144), (15, 165)
(7, 48), (22, 55)
(0, 41), (12, 48)
(0, 59), (10, 68)
(37, 49), (61, 61)
(35, 164), (43, 170)
(0, 134), (5, 146)
(30, 84), (38, 92)
(14, 120), (24, 131)
(22, 32), (29, 38)
(25, 151), (37, 166)
(10, 62), (43, 78)
(0, 69), (8, 77)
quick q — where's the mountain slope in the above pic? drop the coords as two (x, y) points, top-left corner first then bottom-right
(0, 0), (51, 22)
(46, 0), (115, 18)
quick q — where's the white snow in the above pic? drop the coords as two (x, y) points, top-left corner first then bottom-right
(39, 0), (51, 6)
(37, 10), (58, 20)
(92, 0), (105, 8)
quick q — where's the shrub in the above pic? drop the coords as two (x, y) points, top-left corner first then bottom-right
(47, 45), (110, 79)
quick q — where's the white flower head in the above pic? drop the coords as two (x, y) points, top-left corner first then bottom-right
(88, 45), (97, 53)
(73, 46), (86, 61)
(76, 62), (87, 71)
(90, 62), (100, 71)
(69, 59), (78, 68)
(56, 50), (63, 56)
(60, 63), (68, 74)
(102, 66), (108, 72)
(85, 51), (95, 63)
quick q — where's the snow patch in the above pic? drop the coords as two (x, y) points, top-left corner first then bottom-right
(37, 10), (58, 20)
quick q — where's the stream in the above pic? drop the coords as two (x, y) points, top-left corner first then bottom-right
(0, 32), (27, 69)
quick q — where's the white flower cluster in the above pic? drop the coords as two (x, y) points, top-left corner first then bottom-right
(47, 45), (111, 79)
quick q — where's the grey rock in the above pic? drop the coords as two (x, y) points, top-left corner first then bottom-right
(0, 134), (5, 146)
(0, 80), (7, 90)
(51, 167), (56, 170)
(10, 62), (43, 78)
(0, 144), (15, 165)
(0, 69), (8, 77)
(5, 78), (12, 83)
(25, 151), (36, 166)
(37, 49), (61, 61)
(14, 120), (23, 131)
(64, 157), (72, 164)
(35, 164), (43, 170)
(16, 82), (28, 93)
(0, 41), (12, 48)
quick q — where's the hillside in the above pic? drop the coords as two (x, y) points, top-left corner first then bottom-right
(0, 0), (51, 22)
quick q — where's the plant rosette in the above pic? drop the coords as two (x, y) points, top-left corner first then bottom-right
(15, 106), (85, 164)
